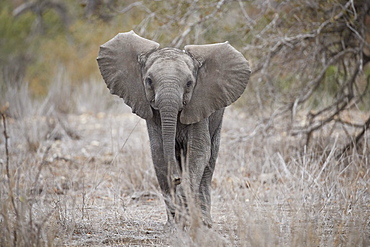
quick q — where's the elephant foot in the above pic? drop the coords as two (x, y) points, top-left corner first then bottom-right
(171, 165), (182, 186)
(201, 210), (213, 228)
(202, 217), (212, 228)
(172, 176), (181, 186)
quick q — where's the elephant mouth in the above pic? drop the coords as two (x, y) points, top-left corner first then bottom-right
(150, 101), (159, 110)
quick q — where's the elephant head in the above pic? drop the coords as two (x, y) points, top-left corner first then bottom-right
(97, 31), (250, 184)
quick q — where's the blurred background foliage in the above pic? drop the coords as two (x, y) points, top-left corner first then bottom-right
(1, 0), (369, 148)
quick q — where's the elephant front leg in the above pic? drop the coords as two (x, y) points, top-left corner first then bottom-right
(146, 120), (177, 226)
(183, 120), (212, 226)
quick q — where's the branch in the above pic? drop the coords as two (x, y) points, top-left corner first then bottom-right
(13, 1), (69, 27)
(1, 103), (19, 220)
(336, 118), (367, 128)
(291, 98), (350, 136)
(291, 59), (361, 138)
(294, 48), (358, 106)
(238, 0), (255, 29)
(171, 0), (226, 47)
(338, 115), (370, 157)
(308, 60), (360, 120)
(12, 2), (35, 17)
(1, 103), (10, 181)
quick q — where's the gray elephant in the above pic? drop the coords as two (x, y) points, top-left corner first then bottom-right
(97, 31), (250, 227)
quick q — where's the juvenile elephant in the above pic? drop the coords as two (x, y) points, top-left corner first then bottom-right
(97, 31), (250, 227)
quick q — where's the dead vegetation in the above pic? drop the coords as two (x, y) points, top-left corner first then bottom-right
(0, 77), (368, 246)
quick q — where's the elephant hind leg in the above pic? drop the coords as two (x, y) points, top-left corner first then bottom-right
(199, 111), (223, 228)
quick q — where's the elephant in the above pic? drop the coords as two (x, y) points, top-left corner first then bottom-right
(97, 31), (250, 228)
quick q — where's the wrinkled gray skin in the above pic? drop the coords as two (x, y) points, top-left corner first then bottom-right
(97, 31), (250, 228)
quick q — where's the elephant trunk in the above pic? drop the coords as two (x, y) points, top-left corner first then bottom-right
(157, 88), (182, 187)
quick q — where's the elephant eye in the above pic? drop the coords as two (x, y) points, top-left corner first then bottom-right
(145, 78), (153, 87)
(186, 81), (193, 87)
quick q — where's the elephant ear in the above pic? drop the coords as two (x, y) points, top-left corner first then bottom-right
(181, 42), (251, 124)
(97, 31), (159, 119)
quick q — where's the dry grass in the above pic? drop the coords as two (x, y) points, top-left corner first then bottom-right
(0, 76), (369, 246)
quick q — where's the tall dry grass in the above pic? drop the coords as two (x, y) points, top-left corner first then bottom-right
(0, 73), (369, 246)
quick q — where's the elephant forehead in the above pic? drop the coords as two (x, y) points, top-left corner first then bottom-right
(146, 48), (195, 70)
